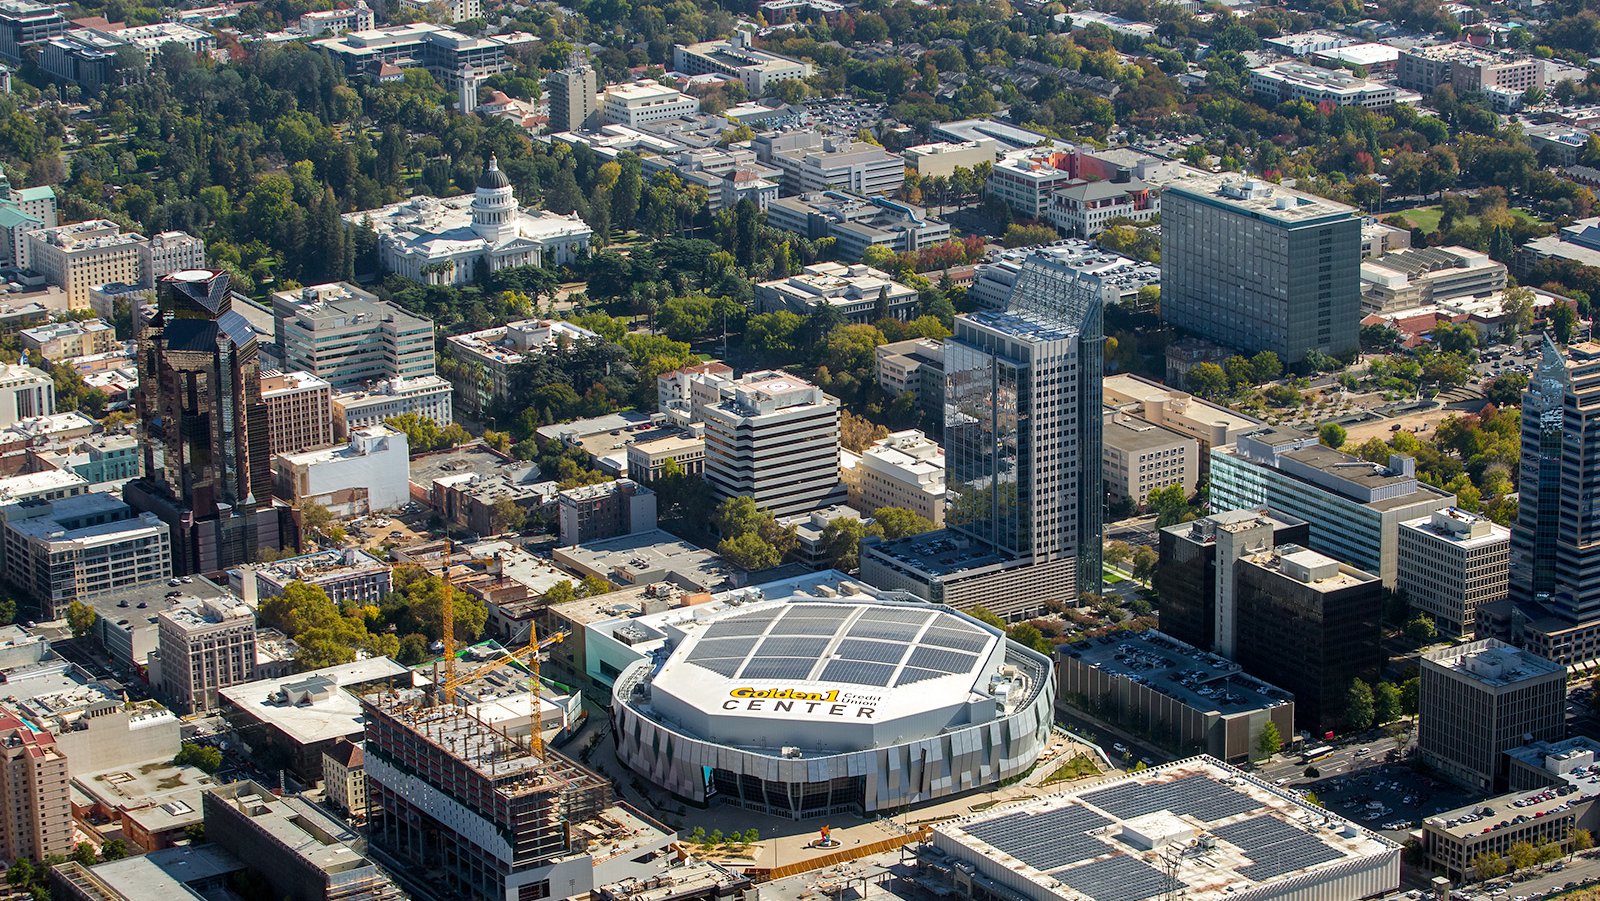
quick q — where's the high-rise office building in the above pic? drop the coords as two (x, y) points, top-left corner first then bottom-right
(0, 361), (53, 426)
(0, 708), (70, 861)
(702, 370), (845, 517)
(1398, 507), (1510, 638)
(545, 53), (599, 133)
(861, 254), (1103, 619)
(1161, 169), (1361, 364)
(1419, 639), (1565, 792)
(1493, 338), (1600, 666)
(127, 269), (283, 575)
(1233, 545), (1383, 732)
(260, 370), (334, 456)
(1153, 508), (1309, 653)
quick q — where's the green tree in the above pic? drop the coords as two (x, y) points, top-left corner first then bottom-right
(819, 517), (875, 572)
(544, 581), (579, 606)
(100, 839), (128, 861)
(1346, 680), (1376, 731)
(1301, 791), (1323, 809)
(1473, 852), (1508, 879)
(66, 600), (96, 638)
(1551, 303), (1580, 345)
(581, 574), (613, 597)
(174, 742), (223, 773)
(718, 532), (781, 571)
(1006, 622), (1055, 655)
(71, 843), (96, 866)
(1186, 362), (1229, 398)
(969, 606), (1007, 629)
(1406, 612), (1438, 645)
(1400, 675), (1421, 716)
(1250, 351), (1283, 383)
(1104, 540), (1134, 570)
(1373, 681), (1402, 725)
(872, 507), (934, 540)
(658, 294), (717, 343)
(1146, 484), (1194, 527)
(1131, 546), (1159, 581)
(1573, 829), (1594, 853)
(1256, 721), (1283, 758)
(1319, 422), (1348, 449)
(1509, 840), (1538, 871)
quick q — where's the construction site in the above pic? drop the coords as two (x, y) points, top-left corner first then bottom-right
(360, 683), (675, 901)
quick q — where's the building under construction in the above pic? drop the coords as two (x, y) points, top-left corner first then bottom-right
(361, 685), (673, 901)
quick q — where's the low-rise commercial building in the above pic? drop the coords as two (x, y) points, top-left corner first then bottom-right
(1103, 374), (1261, 464)
(331, 375), (453, 436)
(1361, 245), (1508, 314)
(1398, 43), (1543, 95)
(1058, 629), (1294, 763)
(625, 430), (705, 482)
(755, 131), (907, 196)
(1420, 639), (1566, 793)
(903, 139), (997, 178)
(1398, 507), (1510, 638)
(19, 318), (116, 361)
(766, 192), (951, 259)
(755, 261), (918, 323)
(236, 548), (393, 607)
(1250, 61), (1400, 109)
(271, 425), (410, 516)
(672, 28), (813, 95)
(600, 80), (700, 126)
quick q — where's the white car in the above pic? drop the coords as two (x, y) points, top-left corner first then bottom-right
(1113, 743), (1128, 755)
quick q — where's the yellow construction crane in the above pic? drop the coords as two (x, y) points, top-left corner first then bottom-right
(439, 625), (568, 754)
(441, 539), (457, 703)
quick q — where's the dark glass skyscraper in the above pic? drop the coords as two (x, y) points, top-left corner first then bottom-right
(127, 269), (282, 574)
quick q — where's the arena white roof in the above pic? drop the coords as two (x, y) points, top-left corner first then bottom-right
(644, 597), (1012, 752)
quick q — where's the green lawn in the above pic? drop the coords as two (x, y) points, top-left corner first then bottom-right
(1387, 204), (1545, 235)
(1103, 567), (1126, 584)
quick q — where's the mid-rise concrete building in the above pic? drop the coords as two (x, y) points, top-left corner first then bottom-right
(903, 138), (997, 178)
(0, 0), (67, 64)
(0, 172), (57, 270)
(849, 429), (945, 527)
(156, 594), (257, 714)
(0, 707), (70, 861)
(754, 131), (907, 196)
(1398, 507), (1510, 638)
(314, 22), (509, 88)
(557, 479), (657, 546)
(755, 261), (918, 323)
(600, 80), (699, 127)
(1161, 169), (1361, 364)
(545, 55), (599, 132)
(19, 318), (116, 362)
(137, 231), (205, 285)
(1361, 245), (1508, 314)
(271, 425), (410, 516)
(624, 430), (705, 482)
(1250, 61), (1401, 109)
(1420, 639), (1566, 792)
(1210, 427), (1455, 586)
(702, 370), (844, 517)
(331, 375), (454, 435)
(298, 1), (374, 36)
(443, 317), (600, 418)
(26, 220), (146, 310)
(259, 370), (334, 456)
(986, 148), (1080, 220)
(1045, 175), (1159, 238)
(271, 282), (437, 390)
(874, 337), (944, 413)
(1102, 409), (1198, 509)
(1103, 373), (1262, 464)
(1, 491), (171, 620)
(1397, 43), (1543, 95)
(672, 27), (813, 95)
(1232, 545), (1384, 732)
(766, 192), (951, 259)
(656, 360), (733, 425)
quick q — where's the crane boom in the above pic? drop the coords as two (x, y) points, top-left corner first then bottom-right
(438, 626), (568, 756)
(441, 539), (456, 704)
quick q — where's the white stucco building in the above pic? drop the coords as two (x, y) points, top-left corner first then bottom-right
(348, 157), (592, 287)
(271, 425), (410, 516)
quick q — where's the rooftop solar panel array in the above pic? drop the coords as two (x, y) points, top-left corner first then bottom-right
(1212, 816), (1344, 881)
(680, 602), (998, 685)
(1080, 774), (1260, 822)
(962, 805), (1113, 872)
(1054, 855), (1175, 901)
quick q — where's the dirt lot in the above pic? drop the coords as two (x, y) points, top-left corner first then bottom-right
(1341, 403), (1479, 445)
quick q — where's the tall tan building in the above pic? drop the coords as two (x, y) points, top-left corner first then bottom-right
(1420, 639), (1566, 793)
(26, 220), (146, 309)
(849, 429), (945, 526)
(260, 370), (334, 456)
(0, 708), (70, 861)
(1398, 507), (1510, 638)
(156, 595), (257, 714)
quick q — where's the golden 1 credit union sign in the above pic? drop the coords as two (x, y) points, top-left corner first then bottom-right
(721, 686), (882, 718)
